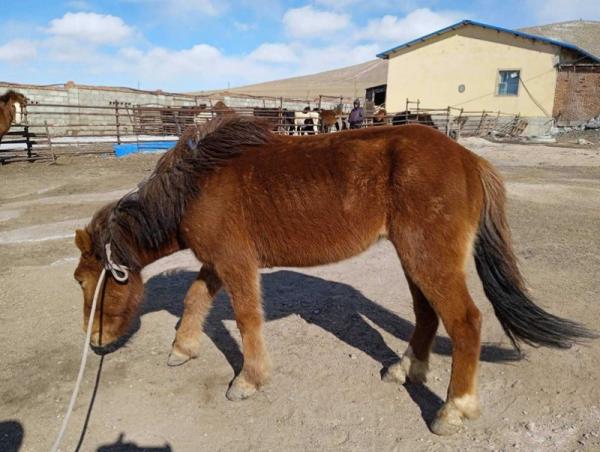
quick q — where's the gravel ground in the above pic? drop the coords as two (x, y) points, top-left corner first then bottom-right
(1, 139), (599, 452)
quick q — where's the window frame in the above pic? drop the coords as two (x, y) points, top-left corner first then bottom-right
(496, 69), (521, 96)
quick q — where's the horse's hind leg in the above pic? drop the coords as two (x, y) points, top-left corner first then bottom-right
(168, 265), (222, 366)
(383, 275), (438, 384)
(425, 277), (481, 435)
(390, 229), (481, 435)
(216, 259), (270, 401)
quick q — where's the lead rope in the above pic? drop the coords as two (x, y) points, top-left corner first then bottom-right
(104, 243), (130, 283)
(50, 267), (107, 452)
(50, 244), (130, 452)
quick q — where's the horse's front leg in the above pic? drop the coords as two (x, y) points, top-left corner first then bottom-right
(168, 265), (222, 366)
(217, 259), (270, 401)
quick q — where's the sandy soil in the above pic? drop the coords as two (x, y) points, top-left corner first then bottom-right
(1, 139), (599, 452)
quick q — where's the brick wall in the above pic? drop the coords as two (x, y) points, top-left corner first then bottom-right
(553, 66), (600, 124)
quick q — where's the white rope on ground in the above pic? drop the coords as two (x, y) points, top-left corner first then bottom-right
(50, 267), (107, 452)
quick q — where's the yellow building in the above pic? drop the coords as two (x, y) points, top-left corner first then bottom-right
(377, 20), (600, 117)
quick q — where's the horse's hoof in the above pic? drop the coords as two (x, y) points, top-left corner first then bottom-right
(167, 337), (200, 367)
(430, 416), (463, 436)
(167, 348), (192, 366)
(226, 376), (258, 401)
(430, 403), (464, 436)
(382, 362), (406, 384)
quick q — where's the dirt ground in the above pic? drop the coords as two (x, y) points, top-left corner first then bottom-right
(1, 138), (599, 452)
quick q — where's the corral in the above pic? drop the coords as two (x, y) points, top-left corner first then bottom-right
(0, 85), (528, 164)
(1, 137), (599, 451)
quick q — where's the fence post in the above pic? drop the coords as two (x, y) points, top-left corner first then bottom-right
(491, 110), (500, 135)
(476, 110), (487, 136)
(511, 113), (521, 135)
(318, 95), (322, 111)
(445, 106), (451, 136)
(114, 100), (121, 145)
(25, 125), (32, 159)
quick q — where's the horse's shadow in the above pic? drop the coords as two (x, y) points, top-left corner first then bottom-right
(136, 270), (518, 370)
(112, 269), (518, 423)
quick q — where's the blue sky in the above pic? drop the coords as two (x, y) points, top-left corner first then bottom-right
(1, 0), (598, 92)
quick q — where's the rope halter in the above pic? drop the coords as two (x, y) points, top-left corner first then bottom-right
(104, 243), (130, 283)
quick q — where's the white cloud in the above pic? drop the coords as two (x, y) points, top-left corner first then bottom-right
(248, 43), (298, 63)
(47, 12), (135, 45)
(287, 42), (381, 75)
(0, 39), (37, 62)
(115, 44), (281, 88)
(357, 8), (464, 44)
(525, 0), (600, 23)
(283, 5), (351, 38)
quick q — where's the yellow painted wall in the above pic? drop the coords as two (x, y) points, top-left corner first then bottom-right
(385, 25), (559, 116)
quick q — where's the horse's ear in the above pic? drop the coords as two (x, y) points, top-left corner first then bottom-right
(75, 229), (92, 255)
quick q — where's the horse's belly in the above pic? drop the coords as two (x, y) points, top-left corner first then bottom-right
(254, 209), (387, 268)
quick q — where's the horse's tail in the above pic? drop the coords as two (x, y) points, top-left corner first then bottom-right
(474, 159), (596, 351)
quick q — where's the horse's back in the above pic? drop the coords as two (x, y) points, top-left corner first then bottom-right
(185, 125), (484, 268)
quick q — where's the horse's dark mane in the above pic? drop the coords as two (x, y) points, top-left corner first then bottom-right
(90, 115), (273, 271)
(0, 90), (27, 104)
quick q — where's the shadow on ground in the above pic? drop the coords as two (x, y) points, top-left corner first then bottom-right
(96, 269), (519, 426)
(138, 270), (519, 371)
(96, 433), (171, 452)
(0, 421), (23, 452)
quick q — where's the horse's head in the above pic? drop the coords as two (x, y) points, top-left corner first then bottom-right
(3, 90), (28, 124)
(73, 228), (144, 348)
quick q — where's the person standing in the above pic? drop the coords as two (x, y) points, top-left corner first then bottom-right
(348, 99), (365, 129)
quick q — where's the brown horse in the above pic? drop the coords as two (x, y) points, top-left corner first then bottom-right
(212, 100), (235, 116)
(0, 90), (27, 142)
(319, 104), (345, 133)
(74, 116), (594, 435)
(392, 110), (436, 127)
(373, 108), (387, 125)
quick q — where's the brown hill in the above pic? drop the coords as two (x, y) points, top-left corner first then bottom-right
(190, 59), (388, 102)
(520, 20), (600, 60)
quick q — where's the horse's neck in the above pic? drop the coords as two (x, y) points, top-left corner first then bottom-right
(135, 239), (182, 269)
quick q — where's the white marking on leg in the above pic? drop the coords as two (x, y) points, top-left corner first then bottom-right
(452, 393), (480, 419)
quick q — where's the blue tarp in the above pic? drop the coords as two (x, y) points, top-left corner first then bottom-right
(113, 141), (177, 157)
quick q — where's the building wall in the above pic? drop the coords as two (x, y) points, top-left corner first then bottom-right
(553, 66), (600, 123)
(385, 25), (559, 116)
